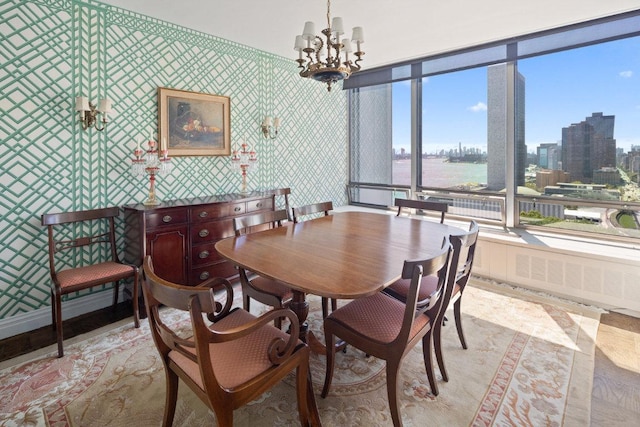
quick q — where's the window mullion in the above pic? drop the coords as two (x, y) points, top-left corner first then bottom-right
(411, 78), (422, 194)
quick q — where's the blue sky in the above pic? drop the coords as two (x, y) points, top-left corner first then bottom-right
(392, 36), (640, 154)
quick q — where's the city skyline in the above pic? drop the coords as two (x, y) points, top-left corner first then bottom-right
(392, 35), (640, 154)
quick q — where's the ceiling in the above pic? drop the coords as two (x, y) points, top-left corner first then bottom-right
(99, 0), (638, 70)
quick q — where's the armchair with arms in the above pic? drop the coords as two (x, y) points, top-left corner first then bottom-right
(141, 256), (319, 426)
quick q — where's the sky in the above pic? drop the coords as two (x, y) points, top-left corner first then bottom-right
(392, 36), (640, 154)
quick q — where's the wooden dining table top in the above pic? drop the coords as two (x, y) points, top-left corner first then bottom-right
(215, 211), (463, 300)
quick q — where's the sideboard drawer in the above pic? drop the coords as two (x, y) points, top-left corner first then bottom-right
(248, 198), (273, 213)
(191, 203), (246, 222)
(191, 242), (224, 266)
(146, 208), (188, 228)
(191, 219), (234, 243)
(192, 262), (238, 286)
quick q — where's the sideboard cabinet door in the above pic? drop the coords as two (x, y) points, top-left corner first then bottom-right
(146, 224), (188, 285)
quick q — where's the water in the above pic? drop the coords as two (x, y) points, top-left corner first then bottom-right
(393, 157), (487, 188)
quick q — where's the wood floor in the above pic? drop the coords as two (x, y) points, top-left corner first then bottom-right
(0, 305), (638, 425)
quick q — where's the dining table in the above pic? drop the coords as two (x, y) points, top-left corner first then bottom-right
(214, 210), (463, 353)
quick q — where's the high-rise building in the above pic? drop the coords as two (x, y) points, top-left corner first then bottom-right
(487, 64), (526, 191)
(561, 112), (616, 183)
(537, 143), (560, 169)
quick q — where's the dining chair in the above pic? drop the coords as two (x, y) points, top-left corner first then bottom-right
(141, 256), (318, 427)
(41, 207), (140, 358)
(233, 209), (293, 329)
(291, 200), (336, 318)
(383, 220), (479, 383)
(266, 187), (292, 221)
(321, 239), (458, 426)
(394, 198), (448, 223)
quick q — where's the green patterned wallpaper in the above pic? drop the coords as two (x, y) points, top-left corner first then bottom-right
(0, 0), (348, 327)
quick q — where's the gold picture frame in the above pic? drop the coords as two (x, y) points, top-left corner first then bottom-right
(158, 87), (231, 156)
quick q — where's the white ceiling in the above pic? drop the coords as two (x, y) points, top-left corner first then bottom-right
(99, 0), (638, 69)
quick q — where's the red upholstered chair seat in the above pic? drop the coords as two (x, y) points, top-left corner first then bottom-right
(57, 262), (136, 291)
(249, 276), (294, 301)
(169, 309), (300, 389)
(385, 274), (438, 306)
(327, 292), (431, 344)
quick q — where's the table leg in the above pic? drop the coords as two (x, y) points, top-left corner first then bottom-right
(289, 290), (346, 355)
(289, 290), (309, 343)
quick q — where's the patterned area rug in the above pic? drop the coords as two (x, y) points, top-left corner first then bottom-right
(0, 279), (600, 426)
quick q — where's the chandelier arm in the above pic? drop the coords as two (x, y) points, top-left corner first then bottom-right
(314, 36), (324, 65)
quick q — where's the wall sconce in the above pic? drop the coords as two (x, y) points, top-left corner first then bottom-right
(261, 116), (281, 139)
(75, 96), (113, 131)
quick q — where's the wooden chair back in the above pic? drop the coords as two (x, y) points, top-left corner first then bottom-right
(43, 207), (122, 268)
(266, 187), (292, 221)
(141, 256), (317, 426)
(453, 220), (479, 291)
(395, 238), (454, 345)
(233, 209), (288, 236)
(395, 198), (448, 223)
(437, 222), (479, 325)
(292, 201), (333, 223)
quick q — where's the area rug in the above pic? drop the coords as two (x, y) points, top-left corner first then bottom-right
(0, 278), (601, 426)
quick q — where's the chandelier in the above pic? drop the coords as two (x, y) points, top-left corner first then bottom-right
(294, 0), (365, 91)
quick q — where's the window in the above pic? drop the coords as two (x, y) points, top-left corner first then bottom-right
(421, 68), (488, 191)
(348, 10), (640, 239)
(517, 38), (640, 237)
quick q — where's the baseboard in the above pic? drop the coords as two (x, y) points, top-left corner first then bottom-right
(0, 290), (124, 341)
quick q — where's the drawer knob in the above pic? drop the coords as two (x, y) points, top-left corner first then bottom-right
(199, 271), (210, 280)
(234, 206), (241, 212)
(199, 250), (210, 259)
(199, 229), (210, 238)
(199, 211), (208, 218)
(162, 215), (172, 223)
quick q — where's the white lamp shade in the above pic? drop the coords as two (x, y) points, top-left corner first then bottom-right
(98, 98), (112, 113)
(75, 96), (89, 111)
(273, 117), (281, 128)
(331, 17), (344, 35)
(302, 21), (315, 40)
(342, 39), (353, 53)
(294, 35), (305, 51)
(352, 26), (364, 43)
(262, 116), (272, 126)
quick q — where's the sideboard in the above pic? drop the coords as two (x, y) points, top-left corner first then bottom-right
(123, 192), (275, 287)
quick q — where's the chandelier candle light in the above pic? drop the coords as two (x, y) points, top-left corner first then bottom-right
(131, 133), (172, 205)
(231, 141), (258, 194)
(294, 0), (365, 91)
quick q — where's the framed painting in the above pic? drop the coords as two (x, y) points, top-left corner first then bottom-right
(158, 87), (231, 156)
